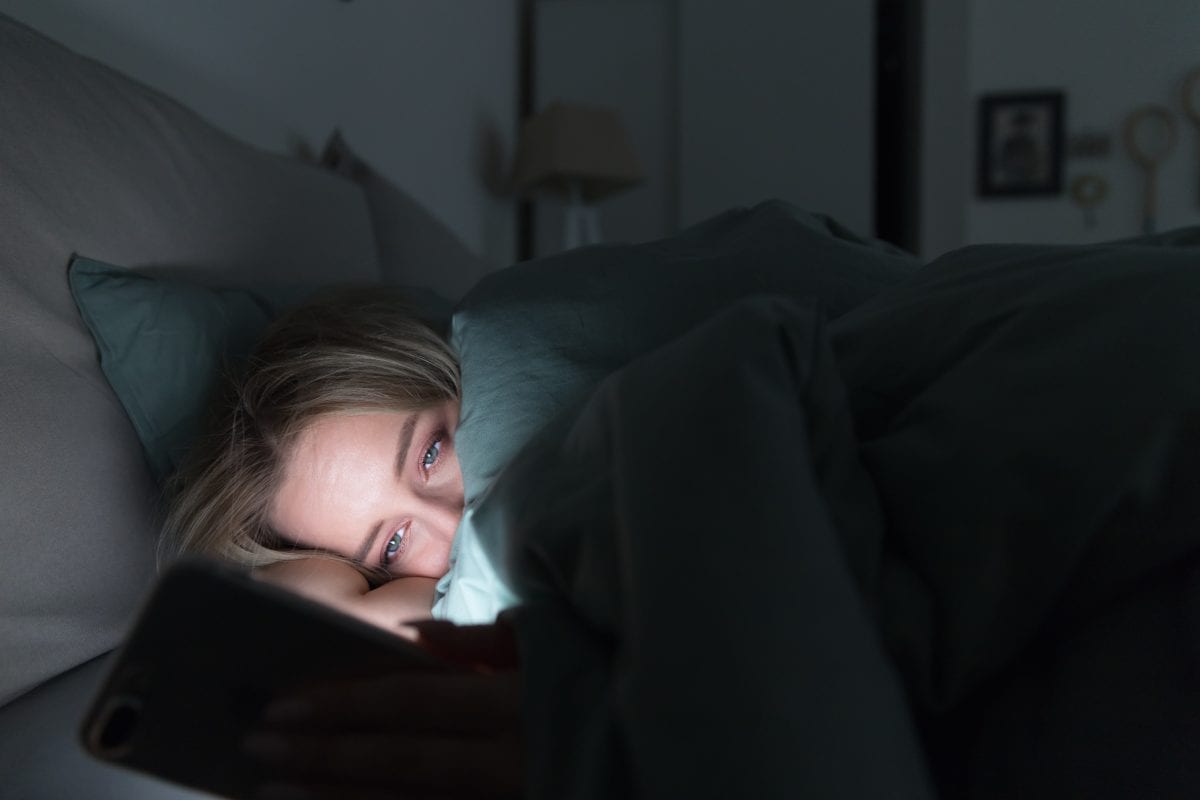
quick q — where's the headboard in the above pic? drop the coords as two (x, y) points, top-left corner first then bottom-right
(0, 12), (381, 705)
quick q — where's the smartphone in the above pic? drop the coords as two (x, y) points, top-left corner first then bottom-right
(79, 557), (449, 799)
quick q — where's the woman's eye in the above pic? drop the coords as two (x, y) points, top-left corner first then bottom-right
(383, 528), (404, 565)
(422, 439), (441, 471)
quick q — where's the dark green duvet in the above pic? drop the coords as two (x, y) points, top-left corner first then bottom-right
(437, 202), (1200, 797)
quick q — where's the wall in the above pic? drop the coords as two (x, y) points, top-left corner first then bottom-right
(0, 0), (519, 266)
(922, 0), (1200, 255)
(530, 0), (875, 255)
(677, 0), (873, 233)
(919, 0), (971, 258)
(533, 0), (676, 258)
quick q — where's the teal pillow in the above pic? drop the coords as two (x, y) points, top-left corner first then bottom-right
(68, 257), (294, 483)
(433, 200), (920, 621)
(69, 257), (454, 485)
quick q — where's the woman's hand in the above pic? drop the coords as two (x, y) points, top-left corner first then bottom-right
(243, 620), (523, 800)
(253, 558), (438, 638)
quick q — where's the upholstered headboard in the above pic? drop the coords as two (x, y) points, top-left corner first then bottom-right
(0, 10), (378, 706)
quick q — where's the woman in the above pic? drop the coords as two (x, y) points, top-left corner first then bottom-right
(162, 288), (466, 627)
(163, 289), (524, 798)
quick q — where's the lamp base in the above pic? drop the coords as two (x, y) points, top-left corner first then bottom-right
(563, 201), (602, 250)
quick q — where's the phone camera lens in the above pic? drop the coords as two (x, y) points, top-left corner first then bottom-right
(94, 696), (143, 755)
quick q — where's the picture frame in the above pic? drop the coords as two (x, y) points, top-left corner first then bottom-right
(977, 91), (1065, 197)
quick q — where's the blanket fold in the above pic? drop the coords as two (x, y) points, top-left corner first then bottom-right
(833, 243), (1200, 795)
(499, 298), (932, 799)
(449, 210), (1200, 797)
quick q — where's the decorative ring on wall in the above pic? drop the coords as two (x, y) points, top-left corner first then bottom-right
(1123, 104), (1177, 235)
(1182, 68), (1200, 127)
(1123, 105), (1178, 168)
(1181, 67), (1200, 206)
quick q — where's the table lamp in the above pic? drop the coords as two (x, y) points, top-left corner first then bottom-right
(511, 101), (644, 250)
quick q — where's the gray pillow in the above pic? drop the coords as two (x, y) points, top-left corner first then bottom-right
(322, 130), (494, 302)
(68, 256), (454, 486)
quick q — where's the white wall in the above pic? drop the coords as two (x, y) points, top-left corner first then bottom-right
(919, 0), (971, 259)
(0, 0), (519, 266)
(923, 0), (1200, 255)
(678, 0), (874, 233)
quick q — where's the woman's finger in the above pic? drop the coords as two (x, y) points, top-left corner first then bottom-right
(255, 782), (429, 800)
(255, 781), (454, 800)
(243, 730), (523, 797)
(407, 620), (520, 671)
(263, 671), (521, 735)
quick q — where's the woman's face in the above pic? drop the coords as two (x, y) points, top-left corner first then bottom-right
(268, 402), (463, 579)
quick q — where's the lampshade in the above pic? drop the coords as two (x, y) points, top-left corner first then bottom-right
(511, 101), (644, 203)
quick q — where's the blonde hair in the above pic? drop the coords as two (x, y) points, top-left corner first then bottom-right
(159, 287), (460, 570)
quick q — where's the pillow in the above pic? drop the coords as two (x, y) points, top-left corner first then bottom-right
(68, 257), (453, 485)
(68, 257), (301, 484)
(433, 200), (920, 621)
(322, 130), (494, 302)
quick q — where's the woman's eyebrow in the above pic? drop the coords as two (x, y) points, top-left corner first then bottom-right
(355, 414), (418, 564)
(393, 413), (418, 478)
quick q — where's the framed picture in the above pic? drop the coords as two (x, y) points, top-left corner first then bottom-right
(977, 91), (1065, 197)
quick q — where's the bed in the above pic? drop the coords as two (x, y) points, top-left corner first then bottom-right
(435, 210), (1200, 798)
(2, 10), (1198, 800)
(0, 13), (486, 798)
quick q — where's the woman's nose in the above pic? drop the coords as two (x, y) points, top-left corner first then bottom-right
(415, 489), (465, 541)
